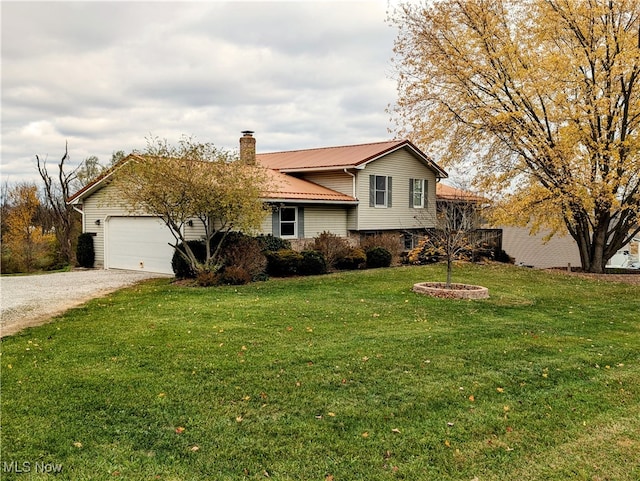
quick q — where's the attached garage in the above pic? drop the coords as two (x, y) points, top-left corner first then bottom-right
(105, 217), (175, 274)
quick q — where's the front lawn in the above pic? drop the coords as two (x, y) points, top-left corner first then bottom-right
(1, 264), (639, 480)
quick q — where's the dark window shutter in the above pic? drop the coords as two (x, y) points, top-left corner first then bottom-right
(424, 180), (429, 209)
(298, 207), (304, 239)
(272, 209), (280, 237)
(387, 176), (392, 207)
(409, 178), (414, 208)
(369, 175), (375, 207)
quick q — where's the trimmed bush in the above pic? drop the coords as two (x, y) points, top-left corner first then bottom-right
(172, 233), (268, 280)
(76, 233), (95, 268)
(195, 270), (219, 287)
(171, 240), (207, 278)
(265, 249), (303, 277)
(366, 246), (392, 268)
(256, 234), (291, 252)
(335, 247), (367, 270)
(218, 266), (252, 285)
(221, 236), (267, 281)
(299, 250), (328, 276)
(360, 232), (403, 265)
(311, 231), (350, 268)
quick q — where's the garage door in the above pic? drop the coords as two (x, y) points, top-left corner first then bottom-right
(106, 217), (175, 274)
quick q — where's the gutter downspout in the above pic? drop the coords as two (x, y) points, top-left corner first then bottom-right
(344, 168), (357, 232)
(72, 205), (85, 232)
(343, 168), (356, 198)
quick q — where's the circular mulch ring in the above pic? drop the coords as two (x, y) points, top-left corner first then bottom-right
(412, 282), (490, 299)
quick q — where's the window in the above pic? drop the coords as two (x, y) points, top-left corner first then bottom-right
(410, 178), (427, 208)
(280, 207), (297, 238)
(370, 175), (392, 208)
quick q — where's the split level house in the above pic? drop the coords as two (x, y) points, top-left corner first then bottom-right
(68, 132), (449, 275)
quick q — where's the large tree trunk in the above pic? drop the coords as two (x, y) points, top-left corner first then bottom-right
(571, 216), (626, 274)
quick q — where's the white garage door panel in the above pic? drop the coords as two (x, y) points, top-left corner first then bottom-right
(107, 217), (175, 274)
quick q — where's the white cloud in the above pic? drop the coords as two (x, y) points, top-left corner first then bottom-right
(1, 1), (400, 185)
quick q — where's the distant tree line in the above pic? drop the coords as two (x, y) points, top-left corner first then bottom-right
(1, 145), (125, 273)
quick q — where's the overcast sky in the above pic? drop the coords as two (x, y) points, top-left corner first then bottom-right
(1, 0), (406, 186)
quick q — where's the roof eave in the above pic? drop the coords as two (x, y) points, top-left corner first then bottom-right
(263, 198), (359, 205)
(67, 169), (117, 205)
(277, 165), (359, 173)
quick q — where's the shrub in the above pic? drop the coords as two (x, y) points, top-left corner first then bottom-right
(171, 240), (207, 278)
(299, 250), (327, 276)
(335, 247), (367, 270)
(360, 232), (403, 265)
(407, 239), (442, 265)
(493, 248), (514, 264)
(222, 236), (267, 281)
(311, 231), (350, 268)
(218, 266), (252, 285)
(256, 234), (291, 252)
(265, 249), (303, 277)
(366, 247), (392, 268)
(76, 233), (95, 268)
(172, 233), (268, 280)
(196, 270), (219, 287)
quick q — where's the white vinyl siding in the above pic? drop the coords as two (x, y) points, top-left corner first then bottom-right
(356, 149), (438, 231)
(299, 171), (354, 197)
(303, 207), (348, 238)
(81, 183), (132, 268)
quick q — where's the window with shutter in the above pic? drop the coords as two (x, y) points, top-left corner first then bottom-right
(410, 179), (425, 208)
(370, 175), (392, 208)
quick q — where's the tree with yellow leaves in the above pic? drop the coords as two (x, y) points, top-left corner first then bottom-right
(111, 135), (271, 277)
(391, 0), (640, 273)
(2, 183), (52, 272)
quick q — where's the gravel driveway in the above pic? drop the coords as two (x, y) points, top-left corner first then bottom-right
(1, 269), (170, 338)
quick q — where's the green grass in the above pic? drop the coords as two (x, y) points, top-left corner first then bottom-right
(1, 263), (639, 480)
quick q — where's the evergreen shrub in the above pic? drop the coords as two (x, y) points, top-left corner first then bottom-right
(76, 233), (95, 268)
(366, 247), (392, 268)
(299, 250), (327, 276)
(335, 248), (367, 270)
(265, 249), (303, 277)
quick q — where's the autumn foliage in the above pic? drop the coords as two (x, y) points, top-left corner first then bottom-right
(1, 183), (56, 273)
(391, 0), (640, 272)
(111, 135), (272, 277)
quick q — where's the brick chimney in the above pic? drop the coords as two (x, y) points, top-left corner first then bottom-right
(239, 130), (256, 165)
